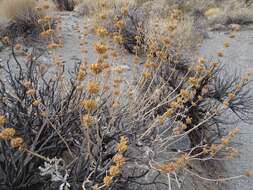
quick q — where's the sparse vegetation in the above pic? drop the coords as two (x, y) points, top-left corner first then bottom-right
(0, 0), (253, 190)
(0, 0), (55, 38)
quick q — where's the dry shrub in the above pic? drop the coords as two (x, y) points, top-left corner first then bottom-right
(0, 0), (55, 38)
(75, 0), (136, 16)
(0, 0), (253, 190)
(54, 0), (77, 11)
(74, 0), (98, 16)
(0, 0), (39, 24)
(146, 14), (201, 58)
(206, 3), (253, 26)
(92, 0), (201, 57)
(176, 0), (253, 26)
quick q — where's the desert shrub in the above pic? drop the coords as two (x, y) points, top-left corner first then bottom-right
(53, 0), (76, 11)
(206, 3), (253, 26)
(176, 0), (253, 27)
(0, 0), (55, 38)
(0, 1), (252, 190)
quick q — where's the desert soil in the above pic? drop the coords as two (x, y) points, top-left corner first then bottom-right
(200, 30), (253, 190)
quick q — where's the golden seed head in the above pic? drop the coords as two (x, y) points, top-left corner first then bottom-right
(198, 95), (204, 101)
(142, 72), (152, 79)
(94, 43), (107, 54)
(198, 57), (205, 64)
(164, 109), (173, 117)
(95, 27), (108, 37)
(186, 117), (192, 125)
(228, 93), (236, 100)
(53, 57), (63, 66)
(113, 154), (126, 166)
(46, 29), (54, 35)
(22, 80), (32, 88)
(90, 63), (103, 75)
(180, 123), (187, 130)
(103, 175), (113, 187)
(0, 128), (15, 140)
(113, 33), (124, 44)
(82, 114), (95, 127)
(0, 115), (7, 126)
(115, 20), (125, 30)
(188, 77), (199, 87)
(158, 115), (165, 125)
(32, 99), (41, 106)
(170, 101), (179, 109)
(40, 31), (50, 38)
(195, 65), (205, 73)
(116, 136), (128, 153)
(109, 165), (120, 177)
(10, 137), (24, 149)
(180, 89), (190, 98)
(76, 71), (86, 81)
(87, 82), (100, 94)
(41, 111), (48, 117)
(47, 43), (60, 50)
(154, 162), (177, 173)
(113, 66), (126, 74)
(43, 16), (52, 22)
(81, 99), (97, 112)
(223, 100), (229, 108)
(221, 137), (229, 145)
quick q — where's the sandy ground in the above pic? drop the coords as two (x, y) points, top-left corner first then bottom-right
(200, 30), (253, 190)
